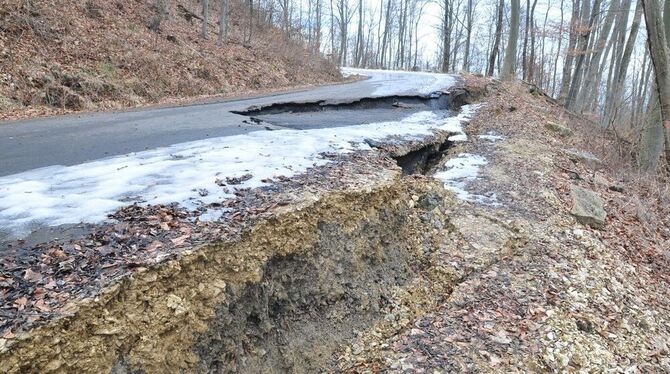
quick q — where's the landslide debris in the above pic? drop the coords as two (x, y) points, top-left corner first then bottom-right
(570, 185), (607, 229)
(330, 76), (670, 372)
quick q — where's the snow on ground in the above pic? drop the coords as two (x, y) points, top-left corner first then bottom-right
(341, 68), (457, 96)
(0, 106), (478, 239)
(433, 153), (499, 206)
(477, 132), (504, 142)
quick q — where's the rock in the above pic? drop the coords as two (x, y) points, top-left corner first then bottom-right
(565, 149), (602, 169)
(546, 121), (573, 137)
(608, 184), (624, 193)
(575, 318), (594, 333)
(570, 186), (606, 229)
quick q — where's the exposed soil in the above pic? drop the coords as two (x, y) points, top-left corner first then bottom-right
(0, 85), (474, 372)
(0, 0), (341, 121)
(330, 77), (670, 372)
(3, 76), (668, 372)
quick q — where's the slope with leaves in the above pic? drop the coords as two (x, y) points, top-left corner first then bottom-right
(0, 0), (341, 120)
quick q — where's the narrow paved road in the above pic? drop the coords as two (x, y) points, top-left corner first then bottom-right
(0, 69), (458, 244)
(0, 69), (455, 176)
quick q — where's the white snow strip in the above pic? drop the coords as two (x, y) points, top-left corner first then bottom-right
(341, 67), (458, 96)
(0, 105), (479, 238)
(433, 153), (499, 206)
(477, 132), (504, 142)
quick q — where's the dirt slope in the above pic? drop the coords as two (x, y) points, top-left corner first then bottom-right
(333, 78), (670, 372)
(0, 0), (340, 120)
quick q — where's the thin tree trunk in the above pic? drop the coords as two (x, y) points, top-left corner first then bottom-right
(565, 0), (600, 110)
(640, 0), (670, 168)
(528, 0), (538, 82)
(202, 0), (209, 39)
(574, 0), (619, 112)
(217, 0), (228, 45)
(558, 0), (581, 103)
(462, 0), (474, 71)
(487, 0), (504, 76)
(605, 0), (643, 128)
(441, 0), (452, 72)
(502, 0), (521, 80)
(552, 0), (565, 95)
(522, 0), (530, 79)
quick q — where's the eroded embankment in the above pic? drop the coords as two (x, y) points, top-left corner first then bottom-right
(0, 165), (455, 373)
(0, 82), (489, 373)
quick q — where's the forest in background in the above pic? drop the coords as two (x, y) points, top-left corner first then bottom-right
(3, 0), (670, 171)
(267, 0), (670, 171)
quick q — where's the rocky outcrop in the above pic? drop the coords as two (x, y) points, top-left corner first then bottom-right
(570, 185), (606, 228)
(546, 121), (573, 137)
(565, 149), (602, 170)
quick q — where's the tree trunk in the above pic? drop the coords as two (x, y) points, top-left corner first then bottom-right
(604, 0), (643, 128)
(558, 0), (581, 103)
(522, 0), (530, 79)
(528, 0), (538, 82)
(217, 0), (228, 45)
(315, 0), (322, 52)
(502, 0), (521, 80)
(551, 0), (565, 95)
(202, 0), (209, 39)
(441, 0), (452, 72)
(355, 0), (364, 66)
(565, 0), (600, 110)
(574, 0), (619, 112)
(462, 0), (474, 71)
(641, 0), (670, 168)
(245, 0), (253, 44)
(487, 0), (504, 76)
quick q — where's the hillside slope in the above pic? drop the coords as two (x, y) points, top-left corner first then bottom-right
(0, 0), (341, 120)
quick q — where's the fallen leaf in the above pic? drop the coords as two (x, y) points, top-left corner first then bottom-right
(24, 269), (42, 283)
(33, 299), (51, 312)
(170, 235), (189, 245)
(145, 241), (163, 252)
(14, 297), (28, 310)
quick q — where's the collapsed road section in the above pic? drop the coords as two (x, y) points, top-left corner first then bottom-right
(0, 80), (488, 372)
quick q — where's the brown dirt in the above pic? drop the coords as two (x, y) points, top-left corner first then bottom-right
(0, 0), (341, 121)
(0, 157), (456, 373)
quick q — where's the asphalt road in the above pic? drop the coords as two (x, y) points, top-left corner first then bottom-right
(0, 69), (455, 176)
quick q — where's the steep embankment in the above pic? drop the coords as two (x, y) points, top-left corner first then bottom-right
(332, 77), (670, 372)
(0, 0), (340, 120)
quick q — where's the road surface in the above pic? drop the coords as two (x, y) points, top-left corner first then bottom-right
(0, 69), (460, 244)
(0, 69), (455, 176)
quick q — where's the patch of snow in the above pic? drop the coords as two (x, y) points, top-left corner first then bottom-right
(195, 208), (230, 223)
(448, 133), (468, 142)
(433, 153), (499, 206)
(0, 105), (479, 239)
(341, 67), (458, 96)
(477, 132), (504, 142)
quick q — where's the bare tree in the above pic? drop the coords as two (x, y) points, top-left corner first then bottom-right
(641, 0), (670, 167)
(217, 0), (228, 46)
(487, 0), (504, 76)
(202, 0), (210, 39)
(462, 0), (474, 71)
(502, 0), (521, 80)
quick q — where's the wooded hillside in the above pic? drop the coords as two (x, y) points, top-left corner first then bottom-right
(0, 0), (340, 119)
